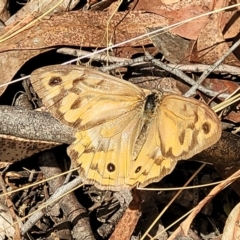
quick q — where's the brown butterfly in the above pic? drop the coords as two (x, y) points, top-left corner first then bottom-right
(30, 65), (222, 191)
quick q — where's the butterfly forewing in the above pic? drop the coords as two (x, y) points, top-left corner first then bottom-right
(30, 65), (146, 130)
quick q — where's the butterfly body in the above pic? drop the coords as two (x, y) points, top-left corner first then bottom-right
(30, 65), (222, 191)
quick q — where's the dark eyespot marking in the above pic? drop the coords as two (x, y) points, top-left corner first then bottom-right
(107, 163), (115, 172)
(49, 77), (62, 86)
(135, 166), (142, 173)
(202, 122), (210, 134)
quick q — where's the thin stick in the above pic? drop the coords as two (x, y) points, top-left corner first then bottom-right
(145, 52), (229, 98)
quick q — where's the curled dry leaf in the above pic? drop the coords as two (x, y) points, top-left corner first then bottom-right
(221, 6), (240, 39)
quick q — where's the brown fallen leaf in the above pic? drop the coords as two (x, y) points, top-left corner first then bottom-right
(0, 0), (81, 96)
(147, 27), (191, 63)
(222, 8), (240, 39)
(195, 0), (240, 66)
(129, 0), (215, 40)
(0, 11), (167, 52)
(0, 49), (51, 96)
(202, 78), (240, 123)
(109, 189), (141, 240)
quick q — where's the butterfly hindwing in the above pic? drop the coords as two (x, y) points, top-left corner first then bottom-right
(68, 110), (145, 190)
(127, 114), (176, 188)
(157, 95), (222, 160)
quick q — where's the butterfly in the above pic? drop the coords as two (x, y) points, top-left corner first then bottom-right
(30, 65), (222, 191)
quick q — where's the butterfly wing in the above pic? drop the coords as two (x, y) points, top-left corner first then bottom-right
(30, 65), (147, 190)
(126, 94), (221, 188)
(126, 115), (177, 188)
(68, 112), (144, 190)
(158, 95), (221, 160)
(30, 65), (146, 129)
